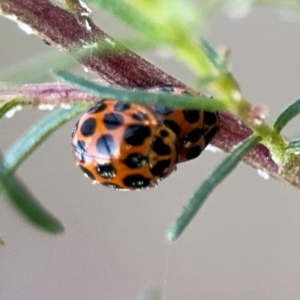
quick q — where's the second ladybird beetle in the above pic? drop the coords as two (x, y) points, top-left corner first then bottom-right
(71, 85), (220, 190)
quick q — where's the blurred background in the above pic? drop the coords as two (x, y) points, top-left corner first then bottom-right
(1, 2), (300, 300)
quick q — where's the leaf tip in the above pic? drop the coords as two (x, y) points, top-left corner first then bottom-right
(166, 225), (179, 242)
(46, 220), (65, 234)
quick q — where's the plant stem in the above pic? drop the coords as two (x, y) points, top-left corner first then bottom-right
(1, 0), (300, 187)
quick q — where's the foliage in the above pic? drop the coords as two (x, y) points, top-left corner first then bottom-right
(1, 0), (300, 242)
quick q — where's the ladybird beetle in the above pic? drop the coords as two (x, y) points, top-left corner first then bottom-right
(149, 85), (220, 163)
(71, 85), (220, 190)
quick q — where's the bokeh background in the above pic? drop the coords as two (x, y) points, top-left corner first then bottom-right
(2, 3), (300, 300)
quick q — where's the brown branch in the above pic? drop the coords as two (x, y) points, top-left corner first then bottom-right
(0, 0), (183, 88)
(0, 83), (100, 105)
(0, 0), (295, 186)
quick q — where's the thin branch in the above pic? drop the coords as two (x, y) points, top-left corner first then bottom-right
(0, 83), (100, 105)
(0, 0), (183, 88)
(0, 0), (297, 187)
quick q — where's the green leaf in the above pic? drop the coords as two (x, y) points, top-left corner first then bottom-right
(0, 154), (64, 233)
(0, 99), (26, 119)
(167, 134), (261, 241)
(273, 98), (300, 133)
(286, 137), (300, 152)
(200, 37), (226, 70)
(5, 104), (88, 173)
(53, 70), (226, 111)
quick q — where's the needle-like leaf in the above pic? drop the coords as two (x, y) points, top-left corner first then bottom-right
(0, 99), (26, 119)
(200, 37), (226, 70)
(53, 70), (226, 111)
(0, 154), (64, 233)
(167, 134), (261, 241)
(5, 104), (88, 173)
(274, 98), (300, 133)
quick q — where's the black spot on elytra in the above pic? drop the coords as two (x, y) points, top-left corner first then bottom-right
(87, 100), (107, 114)
(123, 174), (151, 189)
(71, 121), (79, 138)
(73, 140), (86, 162)
(124, 153), (148, 168)
(152, 137), (171, 156)
(160, 129), (169, 137)
(80, 118), (97, 136)
(79, 165), (95, 180)
(96, 134), (117, 156)
(124, 125), (151, 146)
(114, 102), (131, 112)
(183, 110), (200, 124)
(186, 145), (202, 160)
(150, 159), (171, 176)
(96, 164), (116, 179)
(103, 113), (124, 130)
(185, 128), (204, 143)
(102, 182), (123, 190)
(204, 112), (218, 126)
(164, 120), (180, 136)
(132, 111), (149, 121)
